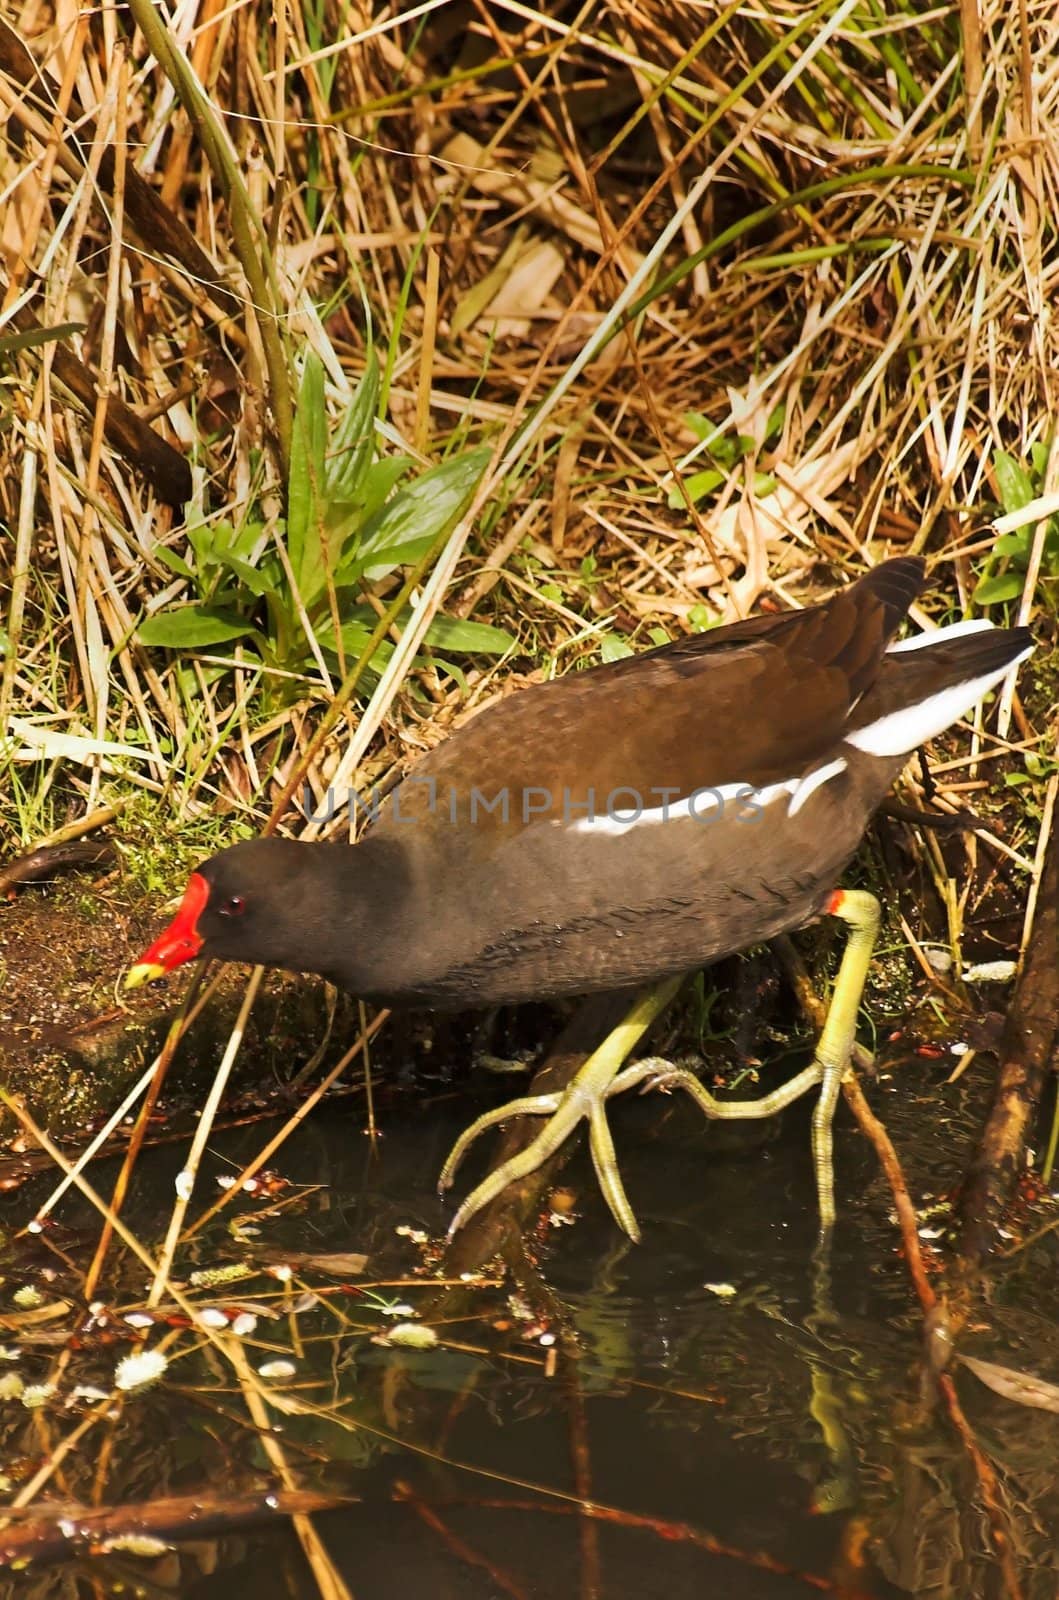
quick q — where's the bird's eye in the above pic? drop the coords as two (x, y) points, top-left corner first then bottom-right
(219, 895), (246, 917)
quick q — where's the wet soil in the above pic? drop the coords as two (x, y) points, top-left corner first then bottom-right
(0, 875), (359, 1141)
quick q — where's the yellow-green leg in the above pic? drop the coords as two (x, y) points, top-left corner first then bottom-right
(439, 977), (683, 1242)
(640, 889), (880, 1230)
(810, 889), (879, 1227)
(441, 889), (880, 1242)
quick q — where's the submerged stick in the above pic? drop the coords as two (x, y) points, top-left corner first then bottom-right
(0, 1488), (358, 1566)
(945, 798), (1058, 1329)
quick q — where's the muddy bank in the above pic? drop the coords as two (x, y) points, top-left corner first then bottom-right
(0, 879), (359, 1141)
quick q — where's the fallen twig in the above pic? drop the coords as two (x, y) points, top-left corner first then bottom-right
(0, 1487), (358, 1566)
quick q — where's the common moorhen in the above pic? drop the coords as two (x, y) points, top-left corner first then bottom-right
(128, 558), (1032, 1238)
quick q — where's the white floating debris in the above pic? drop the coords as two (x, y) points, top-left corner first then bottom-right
(0, 1373), (25, 1401)
(124, 1312), (155, 1329)
(231, 1312), (258, 1337)
(114, 1348), (169, 1392)
(962, 960), (1018, 984)
(175, 1170), (195, 1201)
(13, 1285), (43, 1310)
(384, 1322), (438, 1350)
(21, 1383), (56, 1409)
(926, 948), (954, 975)
(100, 1534), (171, 1558)
(196, 1308), (229, 1330)
(704, 1282), (738, 1298)
(258, 1359), (297, 1380)
(949, 1042), (969, 1056)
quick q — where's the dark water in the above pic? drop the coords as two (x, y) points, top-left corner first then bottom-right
(11, 1054), (1059, 1599)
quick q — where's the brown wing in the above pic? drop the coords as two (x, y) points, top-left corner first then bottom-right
(372, 557), (925, 839)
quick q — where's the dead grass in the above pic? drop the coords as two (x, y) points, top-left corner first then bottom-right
(2, 0), (1055, 850)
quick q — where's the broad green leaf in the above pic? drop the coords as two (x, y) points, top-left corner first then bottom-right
(993, 530), (1031, 560)
(152, 546), (194, 579)
(424, 615), (517, 654)
(326, 354), (379, 502)
(1029, 441), (1051, 480)
(357, 455), (413, 524)
(286, 354), (330, 606)
(138, 606), (256, 647)
(218, 552), (276, 597)
(326, 459), (413, 564)
(188, 523), (218, 568)
(326, 615), (396, 677)
(681, 411), (723, 448)
(225, 519), (267, 560)
(972, 571), (1024, 606)
(667, 468), (723, 509)
(599, 633), (634, 662)
(993, 449), (1034, 516)
(431, 658), (469, 692)
(351, 447), (490, 582)
(325, 605), (514, 665)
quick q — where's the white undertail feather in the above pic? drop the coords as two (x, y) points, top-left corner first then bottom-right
(886, 618), (997, 654)
(846, 643), (1034, 758)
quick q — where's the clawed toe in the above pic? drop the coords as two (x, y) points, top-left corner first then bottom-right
(442, 1073), (650, 1242)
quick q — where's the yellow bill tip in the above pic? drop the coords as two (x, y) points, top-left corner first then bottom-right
(124, 962), (168, 992)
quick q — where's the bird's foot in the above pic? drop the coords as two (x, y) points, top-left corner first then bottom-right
(629, 1054), (826, 1120)
(440, 1055), (690, 1243)
(440, 978), (685, 1243)
(439, 1064), (654, 1241)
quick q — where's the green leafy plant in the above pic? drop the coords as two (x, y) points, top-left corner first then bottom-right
(973, 444), (1059, 608)
(138, 352), (514, 688)
(666, 404), (785, 510)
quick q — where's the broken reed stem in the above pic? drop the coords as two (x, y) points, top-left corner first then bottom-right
(81, 967), (210, 1300)
(148, 967), (264, 1304)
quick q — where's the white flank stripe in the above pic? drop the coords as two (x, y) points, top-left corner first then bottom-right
(571, 760), (849, 837)
(788, 757), (847, 816)
(571, 780), (778, 836)
(887, 618), (995, 654)
(846, 646), (1033, 757)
